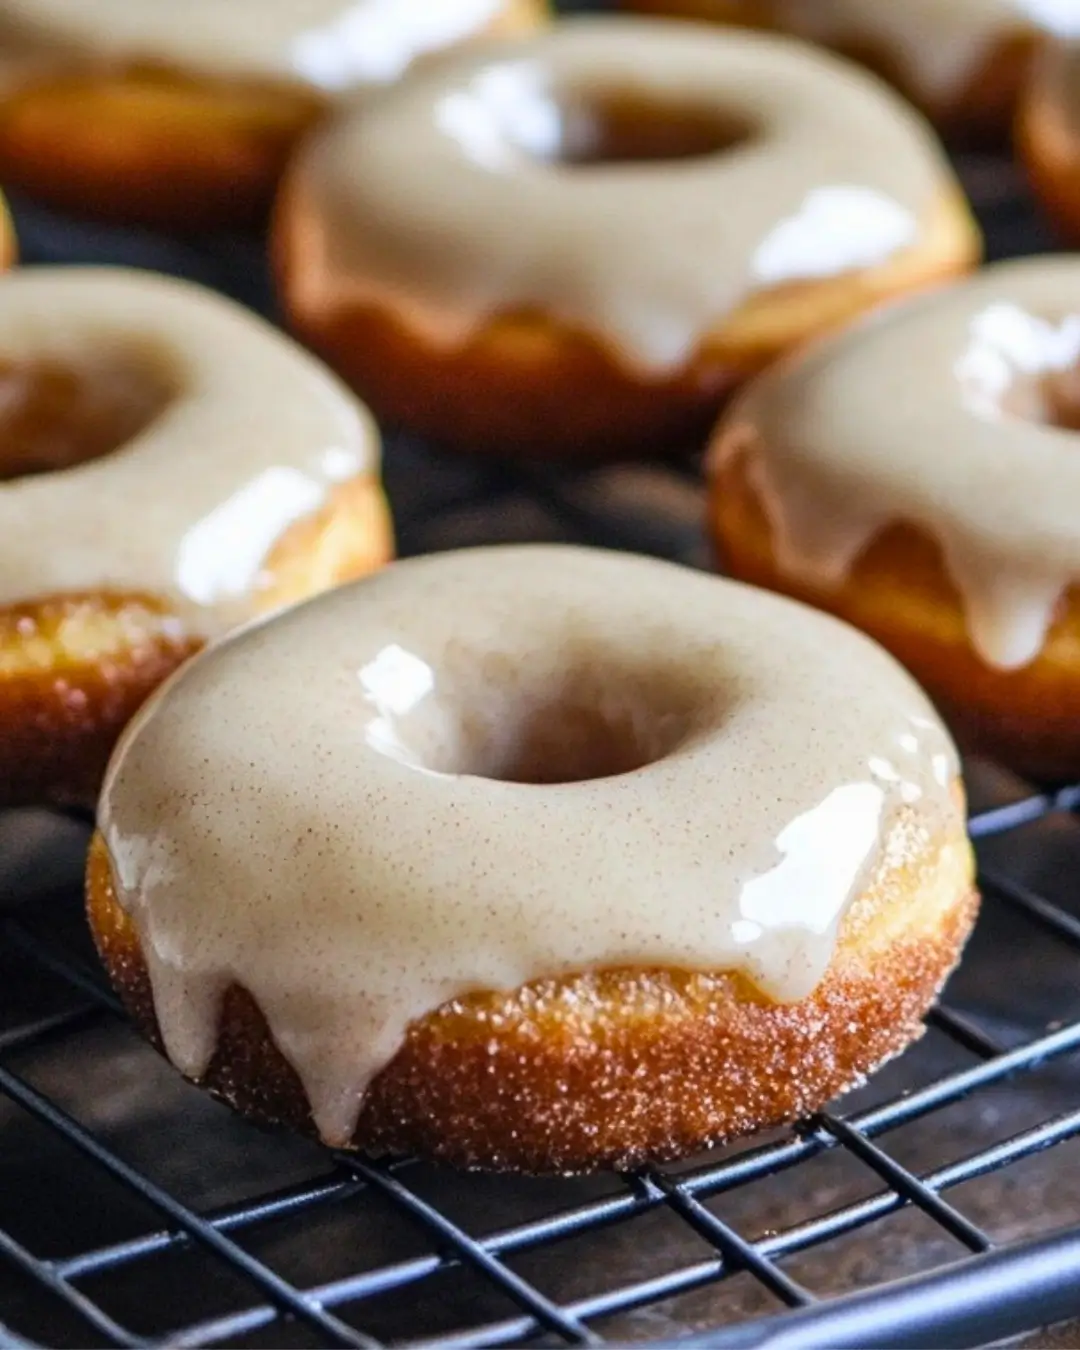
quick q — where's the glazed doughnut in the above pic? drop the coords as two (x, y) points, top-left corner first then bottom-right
(0, 0), (546, 231)
(88, 546), (976, 1173)
(620, 0), (1078, 141)
(0, 266), (392, 810)
(274, 18), (979, 460)
(709, 256), (1080, 781)
(1020, 42), (1080, 243)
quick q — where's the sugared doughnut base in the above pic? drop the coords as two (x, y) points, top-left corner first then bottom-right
(88, 821), (976, 1173)
(1, 594), (199, 810)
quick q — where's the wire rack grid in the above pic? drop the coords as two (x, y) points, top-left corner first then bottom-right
(5, 17), (1080, 1350)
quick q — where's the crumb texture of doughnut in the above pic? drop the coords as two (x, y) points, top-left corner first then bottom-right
(0, 267), (391, 808)
(619, 0), (1070, 139)
(1020, 42), (1080, 245)
(0, 0), (547, 229)
(90, 546), (975, 1172)
(275, 17), (979, 458)
(710, 255), (1080, 780)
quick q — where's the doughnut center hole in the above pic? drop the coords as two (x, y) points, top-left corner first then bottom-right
(556, 92), (752, 165)
(494, 82), (753, 166)
(0, 346), (179, 481)
(371, 651), (704, 785)
(467, 690), (687, 785)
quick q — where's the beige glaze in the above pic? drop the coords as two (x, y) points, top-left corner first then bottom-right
(99, 545), (962, 1146)
(712, 256), (1080, 671)
(0, 0), (513, 89)
(0, 267), (380, 635)
(287, 17), (966, 374)
(747, 0), (1080, 105)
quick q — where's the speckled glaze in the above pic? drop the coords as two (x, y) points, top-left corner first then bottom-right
(287, 17), (964, 374)
(99, 545), (962, 1147)
(739, 0), (1080, 104)
(712, 256), (1080, 671)
(0, 267), (380, 636)
(0, 0), (513, 89)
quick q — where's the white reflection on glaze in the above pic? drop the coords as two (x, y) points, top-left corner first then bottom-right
(753, 186), (917, 288)
(435, 63), (561, 171)
(359, 643), (436, 765)
(955, 302), (1080, 419)
(319, 444), (366, 481)
(1017, 0), (1080, 35)
(869, 755), (922, 803)
(734, 781), (885, 997)
(291, 0), (504, 89)
(175, 467), (326, 607)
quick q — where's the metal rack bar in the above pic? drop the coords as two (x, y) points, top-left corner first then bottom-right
(980, 869), (1080, 949)
(0, 1066), (377, 1349)
(672, 1228), (1080, 1350)
(54, 1173), (365, 1281)
(925, 1006), (1003, 1059)
(966, 785), (1080, 839)
(1, 919), (121, 1013)
(5, 925), (1080, 1327)
(340, 1159), (600, 1345)
(808, 1116), (992, 1254)
(635, 1172), (815, 1308)
(147, 1093), (1080, 1350)
(0, 1229), (143, 1349)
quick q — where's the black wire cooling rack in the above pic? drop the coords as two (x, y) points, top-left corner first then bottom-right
(6, 16), (1080, 1348)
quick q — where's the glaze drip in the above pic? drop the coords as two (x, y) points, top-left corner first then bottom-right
(714, 256), (1080, 670)
(288, 18), (966, 374)
(0, 267), (380, 634)
(99, 546), (962, 1146)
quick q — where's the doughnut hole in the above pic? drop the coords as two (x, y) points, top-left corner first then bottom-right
(457, 66), (756, 167)
(0, 346), (179, 481)
(549, 91), (754, 166)
(362, 646), (706, 784)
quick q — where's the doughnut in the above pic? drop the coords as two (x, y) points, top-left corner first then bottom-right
(1020, 42), (1080, 243)
(274, 18), (979, 460)
(709, 255), (1080, 782)
(0, 266), (392, 810)
(0, 0), (546, 231)
(87, 545), (976, 1173)
(619, 1), (1079, 141)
